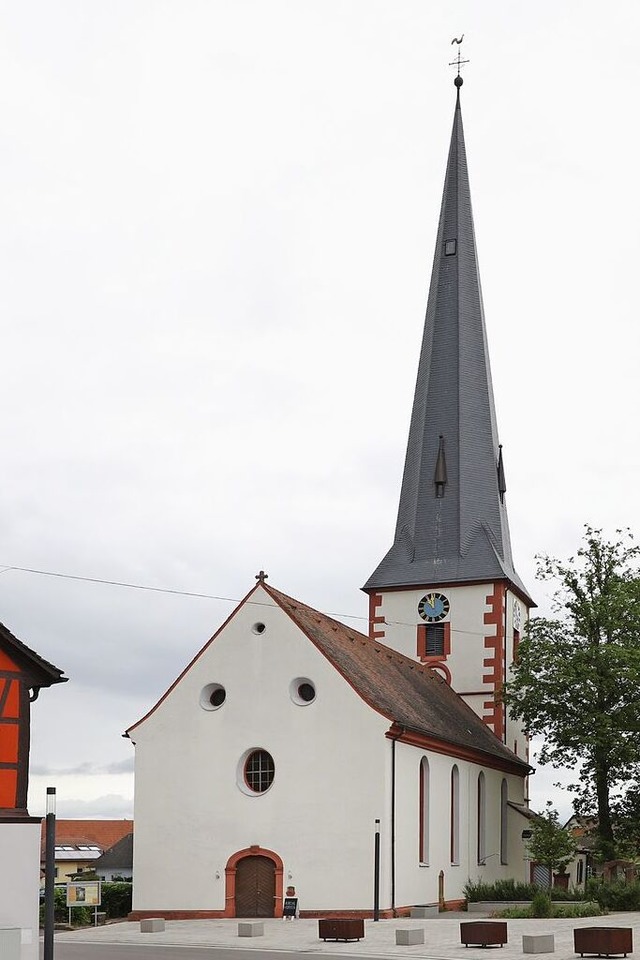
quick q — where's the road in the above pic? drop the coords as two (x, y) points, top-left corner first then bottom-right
(41, 947), (305, 960)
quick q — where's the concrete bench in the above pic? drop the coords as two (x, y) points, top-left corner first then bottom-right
(411, 905), (439, 918)
(140, 918), (165, 932)
(523, 934), (555, 954)
(397, 928), (425, 945)
(238, 921), (264, 937)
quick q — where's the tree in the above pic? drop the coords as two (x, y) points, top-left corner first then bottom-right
(504, 527), (640, 862)
(526, 802), (577, 880)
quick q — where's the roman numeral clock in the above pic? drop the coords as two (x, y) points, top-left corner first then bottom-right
(418, 593), (450, 622)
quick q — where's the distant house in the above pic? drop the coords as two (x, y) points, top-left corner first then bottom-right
(39, 819), (133, 884)
(93, 832), (133, 881)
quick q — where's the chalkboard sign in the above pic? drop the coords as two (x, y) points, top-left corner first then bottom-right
(283, 897), (298, 918)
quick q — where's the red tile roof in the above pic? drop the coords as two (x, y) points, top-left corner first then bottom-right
(0, 621), (67, 687)
(40, 819), (133, 857)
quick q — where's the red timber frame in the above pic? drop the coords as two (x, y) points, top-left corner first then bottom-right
(0, 649), (30, 814)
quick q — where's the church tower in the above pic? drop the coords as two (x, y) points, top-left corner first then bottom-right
(364, 72), (533, 758)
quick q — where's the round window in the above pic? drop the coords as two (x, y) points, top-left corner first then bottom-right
(252, 622), (266, 635)
(199, 683), (226, 711)
(289, 677), (316, 705)
(243, 749), (275, 794)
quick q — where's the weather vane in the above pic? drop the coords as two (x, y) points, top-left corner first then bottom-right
(449, 34), (469, 83)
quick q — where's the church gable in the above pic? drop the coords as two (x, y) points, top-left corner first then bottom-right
(128, 581), (528, 776)
(126, 582), (387, 746)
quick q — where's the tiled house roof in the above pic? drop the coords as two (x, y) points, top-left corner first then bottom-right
(93, 832), (133, 871)
(40, 819), (133, 859)
(0, 621), (67, 688)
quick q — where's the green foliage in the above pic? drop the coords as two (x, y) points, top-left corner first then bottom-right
(586, 878), (640, 911)
(504, 528), (640, 862)
(463, 878), (584, 902)
(100, 882), (132, 918)
(39, 888), (92, 927)
(464, 878), (538, 902)
(39, 882), (133, 927)
(497, 902), (603, 919)
(526, 803), (577, 874)
(531, 889), (552, 917)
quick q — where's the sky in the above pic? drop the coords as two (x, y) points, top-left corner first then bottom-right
(0, 2), (638, 825)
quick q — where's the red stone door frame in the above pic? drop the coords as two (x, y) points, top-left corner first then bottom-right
(225, 846), (284, 918)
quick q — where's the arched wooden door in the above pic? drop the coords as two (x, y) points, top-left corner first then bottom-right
(235, 855), (276, 917)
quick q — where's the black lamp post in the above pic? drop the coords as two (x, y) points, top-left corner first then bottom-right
(373, 818), (380, 921)
(44, 786), (56, 960)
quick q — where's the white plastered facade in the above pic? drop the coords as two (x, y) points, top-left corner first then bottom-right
(129, 584), (530, 914)
(0, 821), (41, 960)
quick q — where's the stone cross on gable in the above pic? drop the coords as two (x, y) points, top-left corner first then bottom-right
(255, 570), (268, 582)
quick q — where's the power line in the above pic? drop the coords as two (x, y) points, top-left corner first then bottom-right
(0, 562), (507, 637)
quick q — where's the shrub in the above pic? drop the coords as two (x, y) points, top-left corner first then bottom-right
(464, 879), (538, 902)
(39, 888), (92, 927)
(39, 881), (133, 926)
(532, 890), (552, 917)
(497, 902), (602, 919)
(101, 882), (132, 918)
(464, 878), (585, 903)
(586, 878), (640, 911)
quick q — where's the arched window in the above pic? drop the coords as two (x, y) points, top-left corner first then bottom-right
(500, 779), (509, 864)
(450, 765), (460, 865)
(477, 771), (486, 864)
(419, 757), (430, 863)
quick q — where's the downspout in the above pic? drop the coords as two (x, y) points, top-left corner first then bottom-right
(389, 725), (404, 918)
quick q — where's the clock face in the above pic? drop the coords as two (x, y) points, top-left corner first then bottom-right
(418, 592), (450, 623)
(513, 602), (522, 631)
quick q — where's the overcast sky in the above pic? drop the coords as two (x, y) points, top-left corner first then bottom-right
(1, 2), (638, 824)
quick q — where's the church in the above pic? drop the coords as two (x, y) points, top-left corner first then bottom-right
(126, 73), (535, 919)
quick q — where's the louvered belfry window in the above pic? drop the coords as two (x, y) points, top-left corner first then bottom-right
(416, 623), (449, 661)
(425, 624), (445, 656)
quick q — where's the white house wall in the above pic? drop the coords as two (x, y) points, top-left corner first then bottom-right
(0, 822), (41, 960)
(130, 587), (392, 913)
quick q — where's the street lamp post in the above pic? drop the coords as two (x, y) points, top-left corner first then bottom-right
(373, 818), (380, 921)
(44, 787), (56, 960)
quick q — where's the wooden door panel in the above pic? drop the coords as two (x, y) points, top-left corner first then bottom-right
(235, 856), (275, 917)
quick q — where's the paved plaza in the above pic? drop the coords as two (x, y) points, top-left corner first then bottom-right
(50, 912), (640, 959)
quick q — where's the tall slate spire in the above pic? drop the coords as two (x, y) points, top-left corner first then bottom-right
(365, 79), (531, 602)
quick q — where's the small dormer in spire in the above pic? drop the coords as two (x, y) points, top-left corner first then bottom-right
(434, 434), (447, 498)
(497, 445), (507, 505)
